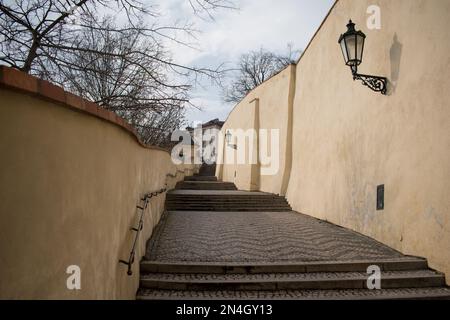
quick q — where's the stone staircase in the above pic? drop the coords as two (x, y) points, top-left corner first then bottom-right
(175, 181), (237, 190)
(166, 191), (291, 211)
(138, 261), (449, 300)
(137, 174), (450, 300)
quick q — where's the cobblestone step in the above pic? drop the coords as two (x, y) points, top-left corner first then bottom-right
(165, 205), (291, 209)
(166, 189), (292, 211)
(139, 270), (445, 291)
(166, 195), (285, 199)
(165, 204), (291, 208)
(175, 182), (238, 190)
(166, 200), (288, 204)
(185, 176), (218, 181)
(168, 190), (272, 195)
(166, 196), (287, 203)
(181, 181), (232, 184)
(140, 258), (429, 274)
(166, 196), (288, 201)
(174, 186), (238, 190)
(166, 201), (289, 204)
(136, 287), (450, 300)
(198, 164), (216, 176)
(167, 195), (290, 206)
(166, 207), (292, 212)
(166, 202), (290, 206)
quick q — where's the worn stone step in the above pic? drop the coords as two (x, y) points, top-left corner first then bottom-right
(176, 188), (237, 190)
(165, 206), (292, 210)
(166, 201), (290, 205)
(179, 181), (232, 184)
(166, 206), (290, 209)
(168, 195), (284, 198)
(176, 182), (235, 185)
(166, 198), (290, 204)
(166, 197), (288, 200)
(165, 208), (292, 212)
(166, 195), (287, 200)
(140, 258), (429, 274)
(176, 185), (238, 190)
(166, 200), (289, 206)
(177, 181), (236, 185)
(184, 176), (217, 181)
(137, 287), (450, 300)
(166, 198), (287, 203)
(165, 207), (291, 210)
(176, 181), (236, 185)
(168, 190), (272, 195)
(165, 205), (291, 209)
(166, 205), (291, 208)
(139, 270), (445, 291)
(166, 200), (288, 204)
(167, 194), (284, 197)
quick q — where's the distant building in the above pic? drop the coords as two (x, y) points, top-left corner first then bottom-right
(186, 118), (224, 164)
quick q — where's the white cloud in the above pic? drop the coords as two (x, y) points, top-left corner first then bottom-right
(149, 0), (335, 124)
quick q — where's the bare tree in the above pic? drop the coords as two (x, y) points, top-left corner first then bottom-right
(0, 0), (233, 75)
(57, 14), (189, 146)
(0, 0), (234, 147)
(223, 45), (301, 103)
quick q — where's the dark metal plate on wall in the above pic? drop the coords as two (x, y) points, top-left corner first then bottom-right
(377, 185), (385, 210)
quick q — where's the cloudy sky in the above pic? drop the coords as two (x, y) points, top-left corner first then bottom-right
(157, 0), (335, 125)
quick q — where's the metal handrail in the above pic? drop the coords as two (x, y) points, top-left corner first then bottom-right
(119, 168), (192, 275)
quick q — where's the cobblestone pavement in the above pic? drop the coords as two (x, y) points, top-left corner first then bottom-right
(140, 270), (439, 281)
(168, 190), (270, 195)
(138, 287), (450, 300)
(145, 210), (409, 263)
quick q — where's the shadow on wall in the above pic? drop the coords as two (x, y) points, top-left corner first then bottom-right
(388, 33), (403, 95)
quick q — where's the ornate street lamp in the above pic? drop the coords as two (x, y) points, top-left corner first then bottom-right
(338, 20), (387, 95)
(225, 130), (237, 149)
(225, 130), (232, 145)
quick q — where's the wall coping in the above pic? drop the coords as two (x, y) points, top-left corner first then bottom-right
(0, 66), (171, 154)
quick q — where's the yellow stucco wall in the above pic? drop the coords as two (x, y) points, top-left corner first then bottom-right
(0, 88), (196, 299)
(218, 0), (450, 283)
(217, 65), (295, 194)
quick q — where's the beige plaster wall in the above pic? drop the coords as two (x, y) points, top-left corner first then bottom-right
(287, 0), (450, 282)
(219, 0), (450, 282)
(0, 88), (196, 299)
(217, 65), (295, 194)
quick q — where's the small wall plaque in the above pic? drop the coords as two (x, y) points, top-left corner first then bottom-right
(377, 185), (385, 210)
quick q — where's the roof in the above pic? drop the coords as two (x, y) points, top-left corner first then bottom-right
(186, 118), (224, 131)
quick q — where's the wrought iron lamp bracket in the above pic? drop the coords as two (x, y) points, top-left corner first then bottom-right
(352, 71), (387, 95)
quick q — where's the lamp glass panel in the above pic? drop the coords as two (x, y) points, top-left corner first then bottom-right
(225, 132), (231, 143)
(356, 34), (365, 63)
(345, 35), (357, 65)
(340, 39), (349, 63)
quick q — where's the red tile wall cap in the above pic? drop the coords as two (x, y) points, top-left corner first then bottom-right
(0, 66), (170, 153)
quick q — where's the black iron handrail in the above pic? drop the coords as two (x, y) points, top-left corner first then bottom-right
(119, 168), (192, 275)
(119, 188), (166, 275)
